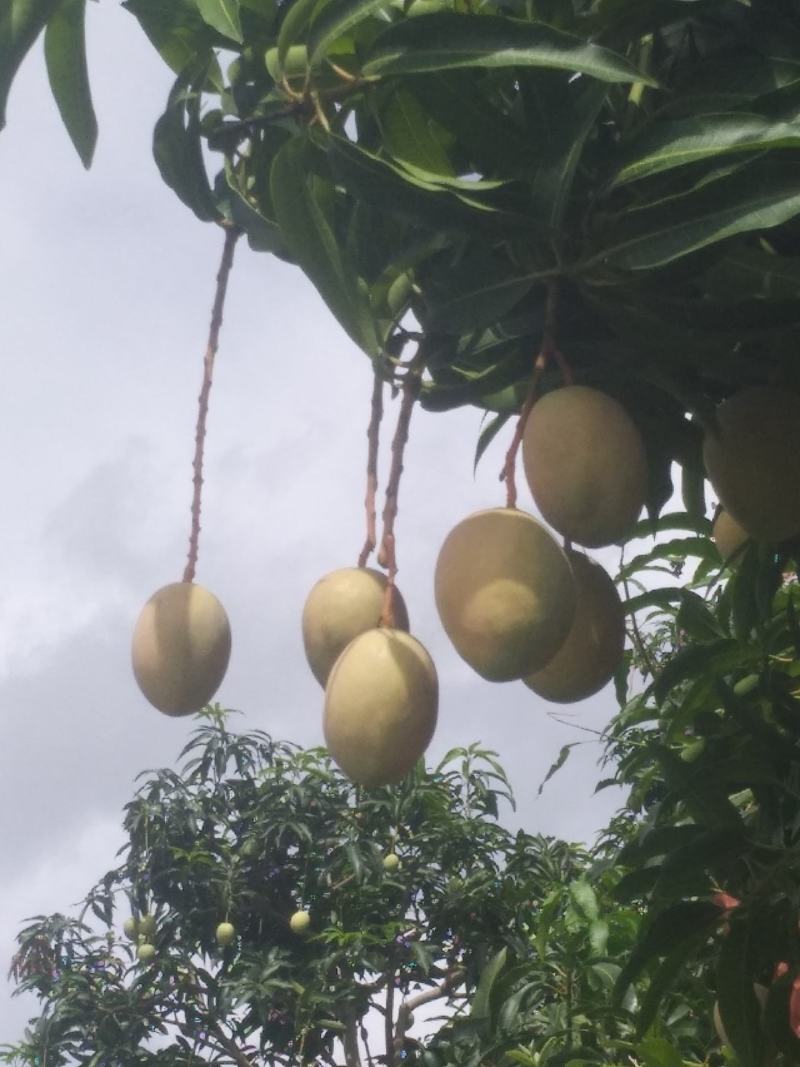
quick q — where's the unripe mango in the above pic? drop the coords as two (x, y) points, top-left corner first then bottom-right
(522, 386), (648, 547)
(132, 582), (231, 716)
(324, 629), (437, 787)
(434, 508), (576, 681)
(302, 567), (409, 686)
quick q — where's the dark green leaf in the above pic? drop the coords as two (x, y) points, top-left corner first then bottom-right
(615, 112), (800, 186)
(307, 0), (389, 68)
(717, 919), (766, 1067)
(471, 947), (507, 1021)
(271, 136), (379, 354)
(153, 67), (221, 223)
(363, 14), (656, 85)
(0, 0), (63, 130)
(379, 88), (454, 176)
(122, 0), (221, 74)
(597, 161), (800, 271)
(43, 0), (96, 168)
(474, 412), (510, 473)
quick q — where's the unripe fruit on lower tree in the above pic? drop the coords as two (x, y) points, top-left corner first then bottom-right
(132, 582), (231, 716)
(123, 917), (138, 940)
(216, 921), (236, 946)
(703, 386), (800, 542)
(524, 553), (624, 703)
(383, 852), (400, 872)
(289, 910), (311, 935)
(137, 943), (156, 963)
(302, 567), (409, 686)
(324, 629), (438, 787)
(713, 984), (768, 1046)
(138, 914), (156, 940)
(522, 385), (648, 547)
(435, 508), (576, 682)
(713, 509), (749, 562)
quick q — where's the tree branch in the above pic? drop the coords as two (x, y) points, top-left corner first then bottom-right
(393, 969), (465, 1055)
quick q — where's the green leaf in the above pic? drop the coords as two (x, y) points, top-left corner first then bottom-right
(307, 0), (389, 68)
(535, 889), (560, 960)
(379, 88), (454, 176)
(615, 112), (800, 187)
(538, 743), (577, 795)
(328, 134), (544, 237)
(0, 0), (63, 130)
(193, 0), (242, 42)
(613, 901), (721, 1004)
(153, 66), (221, 222)
(276, 0), (321, 66)
(471, 947), (507, 1021)
(597, 161), (800, 271)
(717, 920), (766, 1067)
(588, 918), (609, 956)
(474, 412), (510, 473)
(363, 14), (656, 85)
(420, 251), (539, 334)
(271, 136), (379, 355)
(638, 1038), (682, 1067)
(653, 639), (741, 704)
(122, 0), (221, 75)
(521, 72), (608, 228)
(569, 880), (599, 923)
(43, 0), (96, 168)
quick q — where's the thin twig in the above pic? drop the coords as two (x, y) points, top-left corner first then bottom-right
(500, 280), (559, 509)
(182, 224), (241, 584)
(378, 357), (423, 627)
(358, 369), (384, 568)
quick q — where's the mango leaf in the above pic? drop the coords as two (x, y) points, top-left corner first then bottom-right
(470, 947), (507, 1023)
(420, 250), (540, 334)
(307, 0), (390, 68)
(0, 0), (63, 130)
(717, 920), (766, 1067)
(473, 412), (510, 473)
(328, 134), (546, 237)
(521, 72), (608, 228)
(597, 161), (800, 271)
(638, 1038), (682, 1067)
(379, 88), (454, 176)
(153, 67), (221, 223)
(193, 0), (242, 42)
(569, 880), (599, 923)
(271, 137), (379, 355)
(363, 14), (656, 85)
(653, 639), (740, 704)
(615, 112), (800, 186)
(42, 0), (96, 167)
(636, 937), (708, 1037)
(613, 900), (721, 1004)
(122, 0), (222, 75)
(276, 0), (321, 65)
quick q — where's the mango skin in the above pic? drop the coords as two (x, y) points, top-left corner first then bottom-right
(324, 629), (438, 788)
(302, 567), (409, 687)
(524, 553), (625, 704)
(712, 509), (749, 562)
(132, 582), (231, 716)
(522, 386), (648, 548)
(434, 508), (576, 682)
(703, 386), (800, 543)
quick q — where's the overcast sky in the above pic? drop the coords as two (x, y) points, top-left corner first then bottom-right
(0, 6), (633, 1041)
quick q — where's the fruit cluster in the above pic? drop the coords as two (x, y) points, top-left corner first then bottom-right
(127, 379), (800, 796)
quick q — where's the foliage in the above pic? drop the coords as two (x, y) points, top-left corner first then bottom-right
(6, 2), (800, 520)
(0, 713), (706, 1067)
